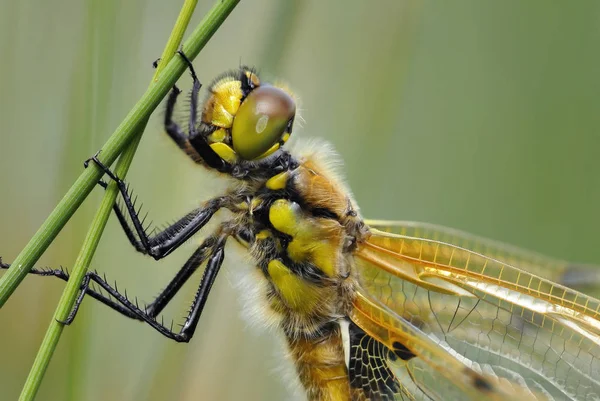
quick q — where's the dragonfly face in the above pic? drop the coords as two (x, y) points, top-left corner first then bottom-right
(2, 55), (599, 401)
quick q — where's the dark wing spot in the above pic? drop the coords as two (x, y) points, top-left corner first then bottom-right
(391, 341), (416, 361)
(473, 375), (493, 392)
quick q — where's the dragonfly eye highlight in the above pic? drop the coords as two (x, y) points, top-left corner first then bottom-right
(232, 85), (295, 160)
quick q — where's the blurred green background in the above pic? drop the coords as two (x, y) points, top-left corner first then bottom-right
(1, 1), (600, 400)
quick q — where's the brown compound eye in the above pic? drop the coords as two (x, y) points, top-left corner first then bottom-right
(231, 85), (295, 160)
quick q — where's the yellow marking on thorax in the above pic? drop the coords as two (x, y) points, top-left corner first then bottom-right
(255, 230), (271, 240)
(249, 197), (262, 213)
(269, 199), (341, 277)
(234, 197), (264, 215)
(265, 171), (289, 190)
(267, 260), (321, 313)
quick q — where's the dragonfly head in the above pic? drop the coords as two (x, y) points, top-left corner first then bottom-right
(200, 67), (296, 167)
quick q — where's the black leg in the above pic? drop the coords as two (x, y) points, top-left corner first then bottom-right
(114, 194), (225, 260)
(0, 259), (140, 320)
(180, 234), (227, 338)
(174, 51), (228, 171)
(145, 236), (217, 317)
(1, 232), (229, 342)
(153, 52), (187, 148)
(85, 154), (227, 260)
(164, 83), (189, 149)
(163, 51), (201, 153)
(60, 270), (185, 340)
(69, 233), (228, 342)
(177, 50), (201, 138)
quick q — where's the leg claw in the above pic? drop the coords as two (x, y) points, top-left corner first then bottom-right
(84, 151), (120, 182)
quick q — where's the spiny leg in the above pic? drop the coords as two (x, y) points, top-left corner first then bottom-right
(180, 50), (201, 139)
(84, 153), (228, 260)
(163, 72), (187, 149)
(153, 52), (188, 149)
(69, 232), (229, 341)
(167, 51), (226, 170)
(0, 259), (139, 320)
(94, 178), (224, 257)
(145, 235), (217, 317)
(1, 232), (229, 342)
(178, 232), (227, 338)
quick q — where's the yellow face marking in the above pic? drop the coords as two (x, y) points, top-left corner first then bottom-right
(267, 260), (320, 313)
(207, 128), (227, 143)
(208, 80), (243, 128)
(281, 132), (290, 143)
(211, 103), (234, 128)
(269, 199), (339, 276)
(209, 142), (238, 163)
(213, 80), (243, 114)
(265, 171), (289, 190)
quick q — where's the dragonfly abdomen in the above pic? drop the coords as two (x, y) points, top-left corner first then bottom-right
(286, 323), (351, 401)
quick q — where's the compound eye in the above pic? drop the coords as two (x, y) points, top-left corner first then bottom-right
(232, 85), (295, 160)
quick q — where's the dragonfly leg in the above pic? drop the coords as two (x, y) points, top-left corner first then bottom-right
(178, 50), (201, 139)
(177, 232), (227, 339)
(163, 71), (188, 149)
(84, 153), (228, 260)
(150, 54), (189, 151)
(161, 50), (226, 171)
(0, 231), (228, 342)
(73, 232), (228, 341)
(0, 259), (139, 320)
(145, 234), (219, 318)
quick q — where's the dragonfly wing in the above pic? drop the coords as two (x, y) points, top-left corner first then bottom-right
(365, 220), (600, 291)
(352, 225), (600, 400)
(347, 320), (414, 400)
(349, 290), (536, 400)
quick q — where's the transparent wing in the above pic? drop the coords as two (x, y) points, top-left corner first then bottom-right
(351, 225), (600, 401)
(350, 291), (537, 401)
(366, 220), (600, 290)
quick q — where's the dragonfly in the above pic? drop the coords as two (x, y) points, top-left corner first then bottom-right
(2, 52), (599, 400)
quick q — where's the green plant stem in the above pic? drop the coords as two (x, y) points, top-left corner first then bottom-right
(0, 0), (240, 307)
(153, 0), (198, 80)
(15, 1), (239, 400)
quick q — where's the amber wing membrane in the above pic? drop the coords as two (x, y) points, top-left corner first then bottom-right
(351, 221), (600, 400)
(366, 220), (600, 290)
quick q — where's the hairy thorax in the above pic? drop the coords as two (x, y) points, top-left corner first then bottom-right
(231, 147), (367, 335)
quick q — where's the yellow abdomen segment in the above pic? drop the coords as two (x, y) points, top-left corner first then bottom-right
(287, 326), (350, 401)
